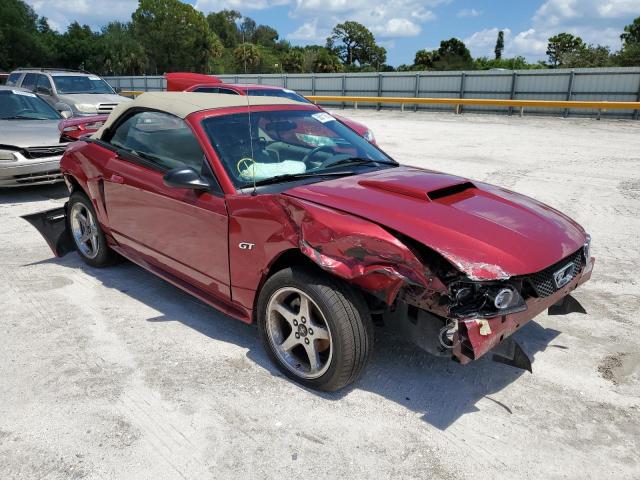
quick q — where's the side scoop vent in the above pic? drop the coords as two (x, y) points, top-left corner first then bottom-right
(427, 182), (475, 201)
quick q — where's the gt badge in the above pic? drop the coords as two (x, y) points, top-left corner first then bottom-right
(239, 242), (255, 250)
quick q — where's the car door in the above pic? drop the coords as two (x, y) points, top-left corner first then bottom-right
(35, 74), (55, 105)
(99, 110), (231, 300)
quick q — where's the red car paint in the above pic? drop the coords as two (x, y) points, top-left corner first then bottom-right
(56, 101), (594, 368)
(58, 114), (108, 141)
(164, 72), (375, 143)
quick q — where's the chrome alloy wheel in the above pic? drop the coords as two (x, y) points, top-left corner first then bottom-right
(266, 287), (333, 379)
(70, 202), (99, 259)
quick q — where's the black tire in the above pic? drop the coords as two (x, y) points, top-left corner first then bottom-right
(257, 266), (373, 391)
(68, 191), (118, 267)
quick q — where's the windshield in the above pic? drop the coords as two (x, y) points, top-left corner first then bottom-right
(52, 75), (115, 94)
(244, 88), (310, 104)
(0, 90), (62, 120)
(202, 109), (395, 189)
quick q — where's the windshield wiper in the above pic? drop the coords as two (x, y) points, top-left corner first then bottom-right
(324, 157), (397, 169)
(247, 170), (357, 187)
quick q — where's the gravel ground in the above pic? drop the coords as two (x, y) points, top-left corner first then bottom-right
(1, 110), (639, 479)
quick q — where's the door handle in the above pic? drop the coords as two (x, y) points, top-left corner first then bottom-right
(108, 173), (124, 184)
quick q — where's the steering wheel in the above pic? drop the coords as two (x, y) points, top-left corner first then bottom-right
(237, 157), (255, 178)
(302, 146), (334, 166)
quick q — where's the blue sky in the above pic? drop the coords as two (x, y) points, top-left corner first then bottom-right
(26, 0), (640, 66)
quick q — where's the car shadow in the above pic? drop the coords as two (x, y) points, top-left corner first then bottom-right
(28, 253), (561, 430)
(0, 183), (68, 205)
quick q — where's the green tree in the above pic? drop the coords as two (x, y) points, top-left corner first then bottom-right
(495, 31), (505, 60)
(614, 43), (640, 66)
(233, 43), (261, 73)
(282, 49), (304, 73)
(253, 25), (279, 47)
(326, 21), (384, 68)
(56, 22), (98, 70)
(132, 0), (222, 73)
(313, 48), (343, 73)
(207, 10), (241, 48)
(616, 17), (640, 66)
(433, 38), (473, 70)
(546, 33), (585, 67)
(98, 22), (148, 75)
(414, 49), (437, 69)
(369, 45), (387, 70)
(621, 17), (640, 46)
(0, 31), (8, 70)
(240, 17), (256, 41)
(473, 55), (533, 70)
(563, 44), (611, 68)
(0, 0), (52, 70)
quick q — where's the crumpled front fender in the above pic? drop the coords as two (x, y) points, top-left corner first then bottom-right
(279, 196), (447, 304)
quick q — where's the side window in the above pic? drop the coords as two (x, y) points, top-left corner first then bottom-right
(194, 87), (219, 93)
(109, 111), (208, 173)
(36, 75), (53, 94)
(217, 88), (240, 95)
(21, 73), (38, 91)
(6, 73), (22, 86)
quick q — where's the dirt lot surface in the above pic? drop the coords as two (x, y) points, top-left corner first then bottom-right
(1, 110), (639, 479)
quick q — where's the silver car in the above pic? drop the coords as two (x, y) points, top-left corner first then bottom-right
(0, 86), (68, 187)
(6, 68), (131, 117)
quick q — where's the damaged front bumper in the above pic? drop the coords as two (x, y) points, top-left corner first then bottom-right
(390, 255), (594, 372)
(453, 258), (593, 367)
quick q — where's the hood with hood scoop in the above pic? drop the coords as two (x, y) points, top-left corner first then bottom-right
(284, 166), (587, 279)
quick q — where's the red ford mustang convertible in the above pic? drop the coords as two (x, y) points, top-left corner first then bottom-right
(26, 92), (594, 391)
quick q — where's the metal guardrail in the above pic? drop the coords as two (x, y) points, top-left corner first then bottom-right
(120, 90), (640, 119)
(306, 95), (640, 118)
(109, 68), (640, 119)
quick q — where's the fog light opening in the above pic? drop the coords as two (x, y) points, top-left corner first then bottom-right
(439, 322), (457, 349)
(494, 288), (514, 310)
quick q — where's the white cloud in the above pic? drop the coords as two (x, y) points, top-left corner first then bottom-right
(288, 19), (328, 42)
(26, 0), (138, 31)
(458, 8), (481, 18)
(535, 0), (640, 23)
(287, 0), (440, 41)
(371, 18), (422, 38)
(464, 28), (512, 57)
(195, 0), (290, 11)
(465, 0), (640, 61)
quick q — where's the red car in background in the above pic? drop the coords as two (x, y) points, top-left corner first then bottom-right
(25, 91), (593, 392)
(165, 72), (377, 144)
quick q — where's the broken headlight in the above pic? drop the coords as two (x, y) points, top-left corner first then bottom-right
(448, 282), (527, 319)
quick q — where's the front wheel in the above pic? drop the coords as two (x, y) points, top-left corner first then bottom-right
(68, 191), (118, 267)
(257, 266), (373, 391)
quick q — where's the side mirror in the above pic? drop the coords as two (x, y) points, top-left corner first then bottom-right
(60, 110), (73, 119)
(163, 167), (210, 190)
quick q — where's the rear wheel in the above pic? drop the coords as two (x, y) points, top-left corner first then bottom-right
(68, 191), (117, 267)
(257, 266), (373, 391)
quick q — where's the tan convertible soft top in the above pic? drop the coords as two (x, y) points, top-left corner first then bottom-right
(93, 91), (310, 139)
